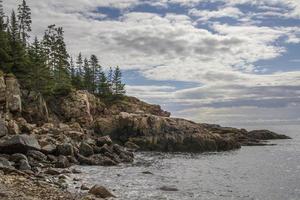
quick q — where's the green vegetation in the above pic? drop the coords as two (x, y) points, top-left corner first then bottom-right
(0, 0), (126, 98)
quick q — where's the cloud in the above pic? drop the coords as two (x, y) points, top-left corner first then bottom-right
(3, 0), (300, 125)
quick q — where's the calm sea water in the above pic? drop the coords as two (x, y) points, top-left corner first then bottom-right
(70, 124), (300, 200)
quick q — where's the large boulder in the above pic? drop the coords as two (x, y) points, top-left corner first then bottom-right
(0, 135), (41, 154)
(79, 142), (94, 157)
(56, 143), (74, 156)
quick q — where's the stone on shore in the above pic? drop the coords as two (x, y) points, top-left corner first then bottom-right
(88, 184), (116, 198)
(0, 135), (41, 154)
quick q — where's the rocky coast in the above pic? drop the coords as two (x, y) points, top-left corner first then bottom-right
(0, 74), (291, 199)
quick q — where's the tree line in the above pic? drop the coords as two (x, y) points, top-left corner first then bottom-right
(0, 0), (125, 98)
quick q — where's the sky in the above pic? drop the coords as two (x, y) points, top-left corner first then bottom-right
(4, 0), (300, 127)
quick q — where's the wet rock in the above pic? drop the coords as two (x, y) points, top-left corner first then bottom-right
(71, 168), (82, 174)
(96, 136), (112, 147)
(79, 142), (94, 157)
(159, 186), (179, 191)
(67, 156), (79, 164)
(56, 143), (74, 156)
(27, 150), (47, 161)
(98, 144), (113, 154)
(0, 135), (41, 154)
(119, 152), (134, 163)
(142, 171), (153, 175)
(90, 154), (117, 166)
(88, 185), (116, 198)
(19, 159), (31, 171)
(81, 184), (89, 190)
(76, 154), (96, 165)
(55, 155), (71, 168)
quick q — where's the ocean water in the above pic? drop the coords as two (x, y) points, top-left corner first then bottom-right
(70, 124), (300, 200)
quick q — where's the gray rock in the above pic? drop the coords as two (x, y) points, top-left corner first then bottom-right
(96, 136), (112, 147)
(10, 153), (28, 162)
(19, 159), (31, 171)
(79, 142), (94, 157)
(0, 135), (41, 154)
(56, 143), (74, 156)
(0, 156), (12, 167)
(0, 118), (7, 137)
(76, 154), (96, 165)
(27, 150), (47, 161)
(41, 144), (56, 154)
(55, 155), (71, 168)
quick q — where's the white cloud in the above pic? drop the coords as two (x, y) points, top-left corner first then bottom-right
(189, 6), (244, 21)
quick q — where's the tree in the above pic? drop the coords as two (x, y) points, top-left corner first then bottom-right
(89, 54), (101, 94)
(112, 66), (125, 95)
(83, 57), (92, 92)
(8, 10), (28, 77)
(0, 0), (11, 72)
(17, 0), (31, 45)
(42, 25), (71, 95)
(26, 37), (52, 95)
(98, 71), (110, 96)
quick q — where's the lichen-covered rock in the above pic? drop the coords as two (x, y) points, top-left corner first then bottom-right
(0, 118), (8, 137)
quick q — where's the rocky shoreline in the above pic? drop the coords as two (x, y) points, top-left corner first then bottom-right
(0, 75), (291, 199)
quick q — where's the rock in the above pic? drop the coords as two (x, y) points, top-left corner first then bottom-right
(0, 135), (41, 154)
(44, 168), (61, 175)
(5, 76), (22, 113)
(10, 153), (28, 162)
(247, 130), (291, 140)
(16, 118), (36, 133)
(142, 171), (153, 175)
(90, 154), (117, 166)
(96, 136), (113, 147)
(76, 154), (96, 165)
(55, 155), (71, 168)
(27, 150), (47, 161)
(60, 91), (94, 127)
(81, 184), (89, 190)
(56, 143), (74, 156)
(125, 141), (140, 151)
(47, 155), (57, 162)
(18, 159), (31, 171)
(41, 144), (57, 154)
(98, 144), (113, 154)
(67, 156), (79, 164)
(0, 118), (7, 137)
(88, 185), (116, 198)
(159, 186), (179, 191)
(79, 142), (94, 157)
(71, 168), (82, 174)
(0, 156), (12, 167)
(7, 120), (20, 135)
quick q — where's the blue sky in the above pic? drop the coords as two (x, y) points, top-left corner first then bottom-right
(4, 0), (300, 126)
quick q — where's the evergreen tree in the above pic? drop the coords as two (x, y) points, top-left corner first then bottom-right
(17, 0), (31, 45)
(107, 66), (113, 92)
(0, 0), (11, 72)
(8, 10), (27, 77)
(89, 54), (101, 94)
(26, 37), (52, 95)
(42, 25), (71, 95)
(112, 66), (125, 95)
(83, 58), (92, 92)
(98, 71), (110, 96)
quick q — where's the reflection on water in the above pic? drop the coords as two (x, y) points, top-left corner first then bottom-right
(70, 125), (300, 200)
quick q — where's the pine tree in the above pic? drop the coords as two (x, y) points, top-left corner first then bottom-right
(26, 37), (52, 95)
(112, 66), (125, 95)
(89, 54), (101, 94)
(17, 0), (31, 45)
(0, 0), (11, 72)
(8, 10), (27, 77)
(83, 57), (92, 92)
(42, 25), (71, 95)
(98, 71), (110, 96)
(107, 67), (113, 92)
